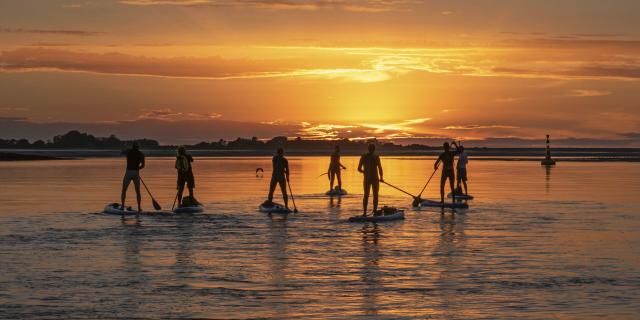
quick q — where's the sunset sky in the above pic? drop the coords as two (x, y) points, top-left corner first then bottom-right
(1, 0), (639, 146)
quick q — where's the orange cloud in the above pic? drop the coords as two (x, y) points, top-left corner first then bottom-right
(0, 27), (105, 36)
(2, 41), (640, 82)
(118, 0), (413, 12)
(443, 125), (520, 130)
(565, 89), (612, 97)
(138, 108), (222, 121)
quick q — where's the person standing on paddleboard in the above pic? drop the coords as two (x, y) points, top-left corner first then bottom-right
(452, 141), (468, 196)
(266, 147), (290, 210)
(434, 142), (456, 207)
(121, 141), (145, 212)
(175, 146), (197, 207)
(328, 145), (347, 191)
(358, 143), (384, 216)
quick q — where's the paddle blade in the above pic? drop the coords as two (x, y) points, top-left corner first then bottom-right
(152, 199), (162, 211)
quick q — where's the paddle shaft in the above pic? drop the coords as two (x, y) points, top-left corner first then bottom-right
(418, 168), (438, 197)
(171, 191), (179, 211)
(139, 177), (162, 210)
(320, 166), (347, 178)
(286, 179), (298, 213)
(382, 181), (418, 199)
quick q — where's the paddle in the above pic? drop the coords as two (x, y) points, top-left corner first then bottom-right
(318, 168), (347, 179)
(381, 180), (425, 207)
(382, 180), (418, 198)
(139, 177), (162, 211)
(286, 178), (299, 213)
(171, 191), (179, 211)
(416, 167), (438, 200)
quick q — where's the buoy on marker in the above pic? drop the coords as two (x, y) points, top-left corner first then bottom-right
(541, 134), (556, 165)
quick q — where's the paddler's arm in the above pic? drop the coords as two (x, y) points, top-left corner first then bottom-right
(357, 156), (364, 173)
(452, 141), (461, 154)
(377, 156), (384, 182)
(140, 154), (145, 170)
(285, 158), (290, 181)
(434, 155), (441, 170)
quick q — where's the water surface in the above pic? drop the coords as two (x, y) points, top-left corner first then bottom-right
(1, 157), (639, 319)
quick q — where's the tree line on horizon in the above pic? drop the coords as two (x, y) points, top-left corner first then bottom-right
(0, 130), (436, 151)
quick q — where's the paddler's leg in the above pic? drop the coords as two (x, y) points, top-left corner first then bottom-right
(121, 173), (131, 210)
(187, 171), (195, 203)
(372, 179), (380, 214)
(439, 170), (446, 206)
(133, 174), (142, 212)
(267, 175), (277, 204)
(188, 187), (194, 203)
(362, 180), (370, 216)
(177, 179), (185, 207)
(460, 168), (468, 195)
(279, 177), (289, 209)
(337, 170), (342, 190)
(329, 170), (335, 190)
(448, 171), (456, 204)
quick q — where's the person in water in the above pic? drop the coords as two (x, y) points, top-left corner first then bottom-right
(452, 141), (468, 196)
(266, 147), (290, 210)
(434, 142), (456, 206)
(121, 141), (145, 212)
(175, 146), (197, 207)
(358, 143), (384, 216)
(328, 145), (347, 191)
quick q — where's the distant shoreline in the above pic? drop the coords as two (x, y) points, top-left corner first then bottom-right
(1, 149), (639, 162)
(0, 152), (68, 161)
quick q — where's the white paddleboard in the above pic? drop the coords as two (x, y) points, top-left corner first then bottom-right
(447, 193), (474, 200)
(173, 205), (204, 214)
(348, 209), (404, 222)
(259, 202), (291, 214)
(326, 188), (348, 196)
(103, 203), (150, 215)
(415, 200), (469, 209)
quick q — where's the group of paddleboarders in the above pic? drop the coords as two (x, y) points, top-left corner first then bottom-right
(261, 141), (469, 216)
(119, 140), (469, 215)
(119, 142), (199, 212)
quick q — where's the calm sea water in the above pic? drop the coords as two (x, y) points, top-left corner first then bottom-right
(0, 156), (639, 319)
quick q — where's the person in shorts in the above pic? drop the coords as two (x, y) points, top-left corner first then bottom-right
(121, 141), (145, 212)
(434, 142), (456, 207)
(328, 145), (347, 191)
(358, 144), (384, 216)
(265, 147), (290, 210)
(176, 146), (197, 207)
(453, 141), (469, 196)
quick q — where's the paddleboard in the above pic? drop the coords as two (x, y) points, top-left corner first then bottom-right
(326, 188), (348, 196)
(415, 200), (469, 209)
(173, 204), (204, 214)
(348, 209), (404, 222)
(103, 203), (148, 215)
(259, 202), (291, 214)
(447, 193), (474, 200)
